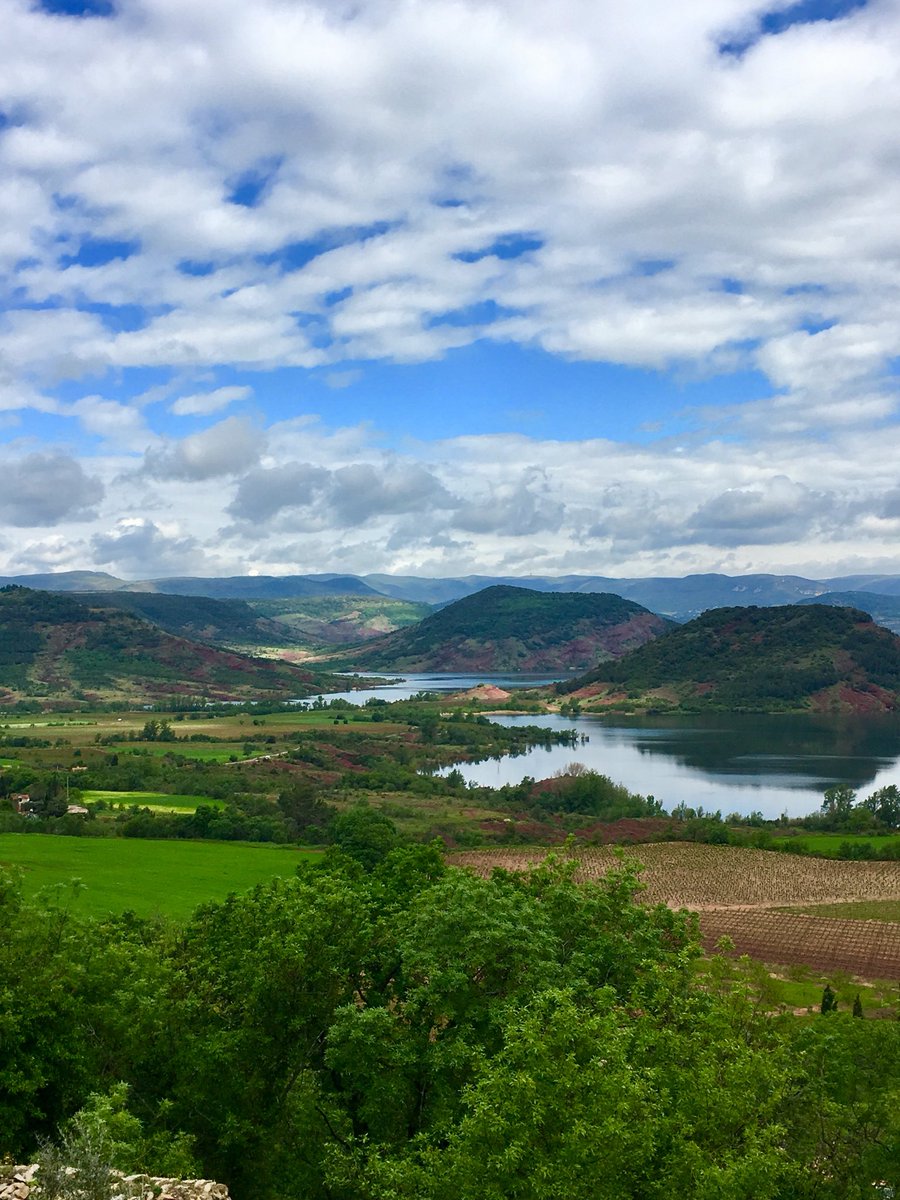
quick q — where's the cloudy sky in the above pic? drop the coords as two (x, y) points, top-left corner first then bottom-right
(1, 0), (899, 581)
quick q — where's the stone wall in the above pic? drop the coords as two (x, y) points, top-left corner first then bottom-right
(0, 1167), (229, 1200)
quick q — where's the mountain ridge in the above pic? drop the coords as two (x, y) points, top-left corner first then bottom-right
(4, 569), (900, 622)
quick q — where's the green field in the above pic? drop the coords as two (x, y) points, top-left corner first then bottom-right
(0, 834), (322, 920)
(789, 900), (900, 922)
(780, 833), (900, 857)
(79, 790), (225, 813)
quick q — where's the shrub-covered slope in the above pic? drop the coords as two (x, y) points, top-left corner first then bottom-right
(82, 591), (304, 648)
(342, 584), (671, 672)
(559, 604), (900, 712)
(0, 586), (347, 703)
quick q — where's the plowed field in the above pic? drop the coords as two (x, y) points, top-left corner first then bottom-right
(450, 844), (900, 977)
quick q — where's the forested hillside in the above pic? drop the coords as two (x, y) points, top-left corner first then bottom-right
(561, 604), (900, 712)
(83, 591), (303, 648)
(342, 585), (671, 671)
(0, 587), (347, 703)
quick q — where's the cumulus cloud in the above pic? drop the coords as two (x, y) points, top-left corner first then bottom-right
(228, 462), (331, 522)
(142, 416), (266, 481)
(687, 476), (825, 546)
(328, 462), (454, 525)
(1, 2), (900, 577)
(0, 0), (897, 426)
(90, 519), (209, 577)
(0, 453), (104, 527)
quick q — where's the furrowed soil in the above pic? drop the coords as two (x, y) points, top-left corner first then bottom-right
(451, 843), (900, 978)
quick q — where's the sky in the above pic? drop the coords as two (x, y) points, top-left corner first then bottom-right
(1, 0), (900, 581)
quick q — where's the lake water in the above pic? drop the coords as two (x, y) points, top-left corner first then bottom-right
(318, 672), (569, 704)
(441, 712), (900, 821)
(319, 674), (900, 821)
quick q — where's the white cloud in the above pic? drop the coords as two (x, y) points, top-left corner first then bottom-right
(0, 452), (104, 527)
(90, 518), (210, 578)
(142, 416), (266, 481)
(0, 1), (899, 576)
(0, 0), (896, 425)
(170, 385), (253, 416)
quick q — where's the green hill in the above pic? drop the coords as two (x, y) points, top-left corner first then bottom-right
(0, 586), (348, 704)
(798, 591), (900, 635)
(82, 591), (303, 648)
(559, 604), (900, 712)
(338, 585), (672, 672)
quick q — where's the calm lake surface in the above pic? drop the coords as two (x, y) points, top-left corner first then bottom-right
(445, 712), (900, 821)
(322, 673), (900, 821)
(320, 672), (569, 704)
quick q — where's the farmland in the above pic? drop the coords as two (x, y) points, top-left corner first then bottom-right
(780, 831), (900, 856)
(451, 843), (900, 978)
(0, 833), (320, 919)
(79, 790), (225, 812)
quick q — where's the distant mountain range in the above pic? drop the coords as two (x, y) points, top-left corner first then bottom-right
(0, 587), (349, 704)
(3, 569), (900, 624)
(337, 585), (673, 672)
(559, 604), (900, 714)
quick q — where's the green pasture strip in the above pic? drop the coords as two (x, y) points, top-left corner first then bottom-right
(121, 742), (251, 762)
(78, 790), (224, 813)
(780, 833), (900, 856)
(0, 833), (322, 921)
(784, 900), (900, 922)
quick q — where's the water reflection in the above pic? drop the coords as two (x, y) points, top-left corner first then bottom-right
(317, 673), (900, 820)
(443, 713), (900, 821)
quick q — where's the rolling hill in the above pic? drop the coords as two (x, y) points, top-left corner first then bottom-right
(0, 587), (349, 704)
(799, 591), (900, 635)
(337, 585), (672, 672)
(559, 604), (900, 713)
(82, 591), (304, 648)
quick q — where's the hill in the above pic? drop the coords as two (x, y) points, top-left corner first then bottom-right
(0, 587), (349, 704)
(799, 591), (900, 635)
(337, 585), (672, 672)
(558, 604), (900, 713)
(82, 591), (304, 648)
(247, 595), (431, 648)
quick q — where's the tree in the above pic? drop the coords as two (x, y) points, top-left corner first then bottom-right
(330, 804), (398, 869)
(821, 983), (838, 1014)
(821, 785), (857, 828)
(276, 782), (335, 840)
(862, 784), (900, 829)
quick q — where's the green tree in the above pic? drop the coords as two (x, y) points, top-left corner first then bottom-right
(330, 804), (398, 869)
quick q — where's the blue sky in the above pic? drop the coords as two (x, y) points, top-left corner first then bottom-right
(1, 0), (898, 580)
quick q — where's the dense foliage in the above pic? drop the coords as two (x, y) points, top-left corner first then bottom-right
(3, 852), (900, 1199)
(560, 604), (900, 710)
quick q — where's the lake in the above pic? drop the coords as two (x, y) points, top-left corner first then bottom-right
(441, 712), (900, 821)
(319, 673), (900, 821)
(318, 672), (569, 704)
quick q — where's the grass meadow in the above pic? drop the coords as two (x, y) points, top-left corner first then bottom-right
(782, 832), (900, 857)
(0, 833), (322, 920)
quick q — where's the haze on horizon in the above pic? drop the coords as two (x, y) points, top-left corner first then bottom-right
(1, 0), (899, 583)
